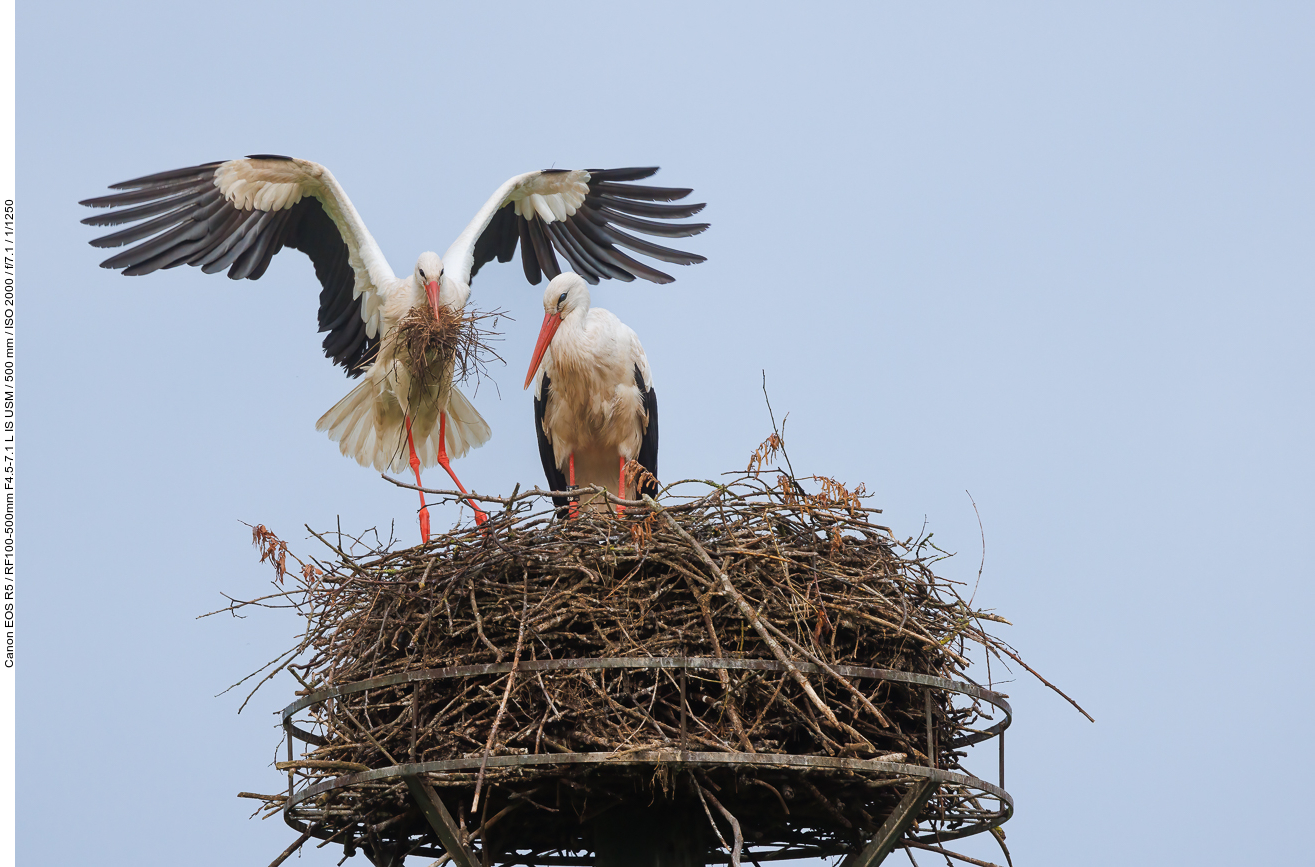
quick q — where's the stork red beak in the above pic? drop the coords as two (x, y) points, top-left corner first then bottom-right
(524, 310), (563, 389)
(425, 280), (440, 318)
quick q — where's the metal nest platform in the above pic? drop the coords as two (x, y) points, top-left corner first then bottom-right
(232, 455), (1042, 867)
(276, 657), (1011, 867)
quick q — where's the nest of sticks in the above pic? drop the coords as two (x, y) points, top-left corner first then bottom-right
(229, 437), (1073, 867)
(390, 302), (506, 391)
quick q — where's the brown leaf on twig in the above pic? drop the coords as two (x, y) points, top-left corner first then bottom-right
(628, 512), (657, 552)
(622, 458), (658, 498)
(250, 524), (288, 584)
(747, 431), (784, 475)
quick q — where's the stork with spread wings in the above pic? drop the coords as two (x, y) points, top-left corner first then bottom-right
(82, 155), (707, 538)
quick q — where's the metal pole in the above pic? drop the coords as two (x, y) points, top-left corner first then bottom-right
(405, 774), (481, 867)
(924, 689), (935, 767)
(999, 729), (1004, 791)
(285, 721), (294, 801)
(679, 657), (688, 757)
(840, 779), (939, 867)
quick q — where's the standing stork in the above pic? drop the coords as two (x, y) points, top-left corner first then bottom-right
(81, 156), (705, 539)
(524, 273), (659, 515)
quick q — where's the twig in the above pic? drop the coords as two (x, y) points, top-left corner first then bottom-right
(267, 828), (315, 867)
(988, 643), (1094, 722)
(761, 371), (805, 496)
(966, 491), (985, 607)
(645, 494), (845, 733)
(905, 841), (1002, 867)
(693, 777), (732, 862)
(471, 575), (529, 813)
(700, 781), (744, 867)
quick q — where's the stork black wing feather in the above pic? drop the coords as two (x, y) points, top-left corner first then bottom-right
(283, 199), (377, 376)
(80, 182), (212, 210)
(231, 208), (293, 279)
(545, 221), (603, 284)
(321, 310), (365, 359)
(594, 223), (706, 266)
(518, 217), (542, 285)
(589, 243), (674, 284)
(187, 206), (252, 268)
(592, 195), (707, 220)
(635, 366), (659, 498)
(495, 207), (518, 263)
(80, 187), (214, 228)
(573, 205), (684, 283)
(562, 220), (635, 282)
(104, 162), (225, 190)
(198, 210), (271, 274)
(524, 216), (562, 281)
(87, 199), (213, 248)
(597, 207), (710, 239)
(470, 204), (519, 281)
(589, 182), (692, 203)
(577, 205), (707, 266)
(99, 213), (214, 271)
(240, 208), (299, 281)
(569, 209), (676, 283)
(584, 167), (660, 183)
(534, 374), (571, 512)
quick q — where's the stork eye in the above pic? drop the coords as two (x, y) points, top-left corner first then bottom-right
(419, 268), (426, 279)
(557, 292), (568, 306)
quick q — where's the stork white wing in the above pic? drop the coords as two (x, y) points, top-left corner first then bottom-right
(81, 155), (397, 376)
(444, 167), (709, 288)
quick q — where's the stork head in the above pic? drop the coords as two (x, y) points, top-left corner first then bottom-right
(414, 252), (445, 317)
(524, 273), (589, 389)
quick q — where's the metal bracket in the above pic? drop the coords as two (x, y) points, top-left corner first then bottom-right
(404, 774), (481, 867)
(840, 778), (939, 867)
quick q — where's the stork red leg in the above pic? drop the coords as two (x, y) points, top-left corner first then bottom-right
(403, 414), (430, 543)
(617, 455), (626, 517)
(435, 411), (488, 526)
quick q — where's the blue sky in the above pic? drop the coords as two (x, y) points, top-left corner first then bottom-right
(18, 2), (1315, 864)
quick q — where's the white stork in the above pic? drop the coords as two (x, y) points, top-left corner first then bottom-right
(81, 156), (705, 539)
(524, 273), (659, 515)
